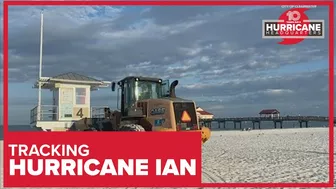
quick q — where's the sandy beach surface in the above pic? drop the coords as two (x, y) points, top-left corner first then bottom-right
(0, 127), (333, 189)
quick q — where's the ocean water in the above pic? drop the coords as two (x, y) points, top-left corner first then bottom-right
(0, 121), (330, 140)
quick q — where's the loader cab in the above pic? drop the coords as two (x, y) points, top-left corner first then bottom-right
(111, 76), (170, 117)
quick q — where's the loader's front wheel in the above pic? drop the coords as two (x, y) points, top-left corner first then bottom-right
(118, 124), (145, 132)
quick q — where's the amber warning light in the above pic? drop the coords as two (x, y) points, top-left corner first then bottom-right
(181, 111), (191, 122)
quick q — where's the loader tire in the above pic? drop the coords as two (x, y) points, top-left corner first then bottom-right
(118, 124), (145, 132)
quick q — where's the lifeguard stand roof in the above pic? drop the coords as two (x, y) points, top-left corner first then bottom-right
(33, 72), (111, 90)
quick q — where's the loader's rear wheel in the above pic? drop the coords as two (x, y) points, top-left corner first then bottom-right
(118, 124), (145, 132)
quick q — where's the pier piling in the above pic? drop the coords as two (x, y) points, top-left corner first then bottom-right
(273, 121), (283, 129)
(234, 121), (242, 130)
(217, 121), (225, 129)
(252, 121), (261, 130)
(299, 121), (308, 128)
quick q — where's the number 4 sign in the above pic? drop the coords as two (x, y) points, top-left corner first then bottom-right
(73, 107), (87, 118)
(76, 108), (84, 118)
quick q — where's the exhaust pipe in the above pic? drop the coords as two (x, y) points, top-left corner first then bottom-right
(169, 80), (178, 98)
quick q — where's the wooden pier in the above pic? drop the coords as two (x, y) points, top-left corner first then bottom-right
(199, 116), (335, 130)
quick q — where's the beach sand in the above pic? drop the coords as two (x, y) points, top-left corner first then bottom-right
(0, 127), (333, 189)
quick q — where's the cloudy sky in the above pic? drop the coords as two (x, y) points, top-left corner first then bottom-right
(0, 5), (333, 125)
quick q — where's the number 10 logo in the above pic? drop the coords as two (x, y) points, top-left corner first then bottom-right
(287, 10), (301, 21)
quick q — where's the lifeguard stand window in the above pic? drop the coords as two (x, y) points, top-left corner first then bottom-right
(76, 88), (86, 105)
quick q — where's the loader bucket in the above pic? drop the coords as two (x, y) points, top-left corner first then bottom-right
(201, 126), (211, 144)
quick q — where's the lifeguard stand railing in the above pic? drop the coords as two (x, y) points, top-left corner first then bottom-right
(30, 105), (110, 124)
(30, 105), (58, 124)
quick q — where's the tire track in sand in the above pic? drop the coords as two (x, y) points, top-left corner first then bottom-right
(202, 168), (226, 184)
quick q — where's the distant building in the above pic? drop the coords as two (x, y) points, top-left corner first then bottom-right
(259, 109), (280, 118)
(196, 107), (214, 120)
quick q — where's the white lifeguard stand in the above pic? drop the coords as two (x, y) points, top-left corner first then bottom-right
(30, 72), (111, 131)
(29, 11), (111, 131)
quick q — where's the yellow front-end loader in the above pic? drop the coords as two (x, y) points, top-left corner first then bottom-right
(72, 76), (211, 144)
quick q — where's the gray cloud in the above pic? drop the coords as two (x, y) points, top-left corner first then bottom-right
(4, 6), (329, 81)
(176, 69), (329, 116)
(178, 69), (328, 97)
(2, 5), (332, 124)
